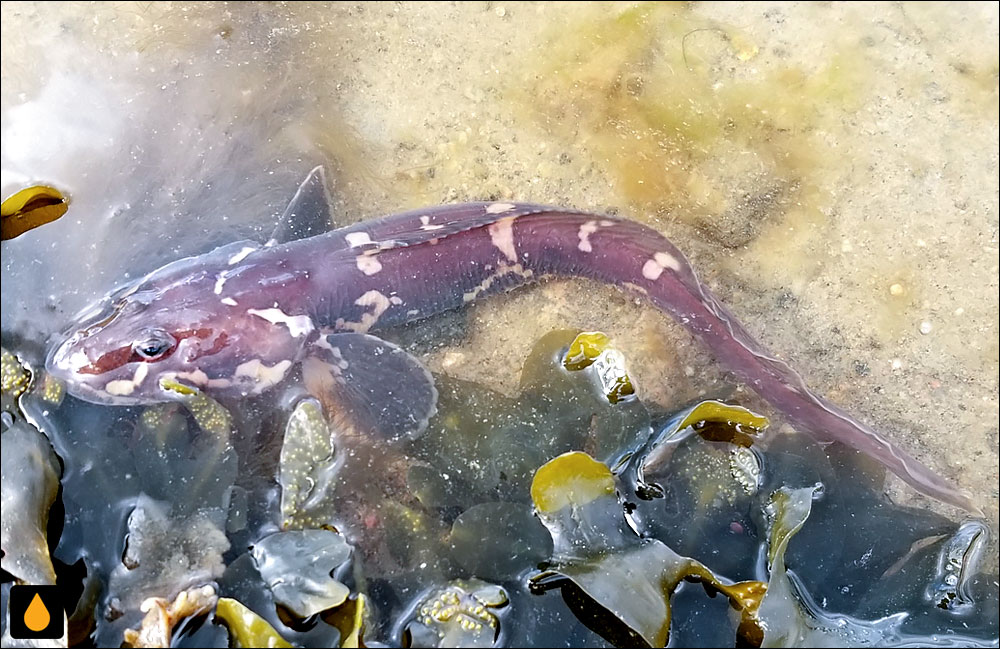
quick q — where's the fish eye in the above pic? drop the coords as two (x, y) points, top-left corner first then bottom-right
(132, 331), (176, 361)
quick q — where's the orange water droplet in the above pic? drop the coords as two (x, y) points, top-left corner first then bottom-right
(24, 592), (51, 632)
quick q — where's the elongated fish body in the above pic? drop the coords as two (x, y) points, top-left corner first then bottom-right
(45, 180), (975, 512)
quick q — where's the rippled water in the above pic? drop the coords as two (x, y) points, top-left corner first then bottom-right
(2, 3), (998, 647)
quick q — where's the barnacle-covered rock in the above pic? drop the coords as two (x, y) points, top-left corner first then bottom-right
(0, 420), (62, 585)
(926, 519), (988, 613)
(279, 397), (343, 530)
(1, 346), (32, 407)
(122, 584), (217, 648)
(730, 445), (762, 496)
(251, 529), (352, 618)
(214, 597), (292, 649)
(401, 579), (508, 648)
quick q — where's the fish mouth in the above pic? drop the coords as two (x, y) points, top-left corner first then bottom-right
(45, 330), (87, 379)
(44, 335), (149, 407)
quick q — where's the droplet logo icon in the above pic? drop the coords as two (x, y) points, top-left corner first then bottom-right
(24, 592), (51, 632)
(9, 585), (63, 639)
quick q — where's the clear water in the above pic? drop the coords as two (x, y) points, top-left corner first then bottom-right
(2, 3), (997, 647)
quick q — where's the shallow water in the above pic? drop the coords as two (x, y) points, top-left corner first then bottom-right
(1, 2), (998, 647)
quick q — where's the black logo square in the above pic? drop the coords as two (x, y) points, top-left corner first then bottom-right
(9, 585), (65, 640)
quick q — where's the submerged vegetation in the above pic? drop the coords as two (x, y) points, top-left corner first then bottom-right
(1, 330), (995, 647)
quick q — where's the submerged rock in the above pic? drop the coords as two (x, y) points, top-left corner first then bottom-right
(251, 529), (352, 618)
(400, 579), (508, 648)
(0, 420), (62, 586)
(108, 495), (229, 615)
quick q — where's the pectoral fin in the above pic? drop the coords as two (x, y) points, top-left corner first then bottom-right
(303, 333), (438, 441)
(267, 166), (338, 246)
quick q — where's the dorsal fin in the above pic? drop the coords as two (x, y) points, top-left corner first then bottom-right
(267, 166), (337, 246)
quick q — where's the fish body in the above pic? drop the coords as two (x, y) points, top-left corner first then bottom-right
(45, 171), (974, 512)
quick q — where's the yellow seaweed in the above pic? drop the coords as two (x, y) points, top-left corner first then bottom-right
(531, 451), (616, 514)
(673, 400), (768, 446)
(561, 331), (636, 404)
(562, 332), (612, 371)
(214, 597), (292, 649)
(158, 377), (231, 437)
(1, 185), (68, 240)
(528, 450), (767, 647)
(279, 398), (340, 530)
(323, 594), (369, 648)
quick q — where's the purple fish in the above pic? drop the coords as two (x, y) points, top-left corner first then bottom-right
(46, 167), (975, 512)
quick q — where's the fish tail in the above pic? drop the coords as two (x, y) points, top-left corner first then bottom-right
(509, 208), (976, 512)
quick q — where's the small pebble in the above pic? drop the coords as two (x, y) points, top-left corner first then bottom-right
(889, 283), (904, 296)
(919, 321), (933, 335)
(442, 351), (465, 368)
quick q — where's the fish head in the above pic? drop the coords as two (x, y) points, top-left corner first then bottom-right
(46, 243), (312, 405)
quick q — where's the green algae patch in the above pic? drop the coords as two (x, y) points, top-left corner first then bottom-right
(511, 3), (869, 276)
(531, 451), (616, 514)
